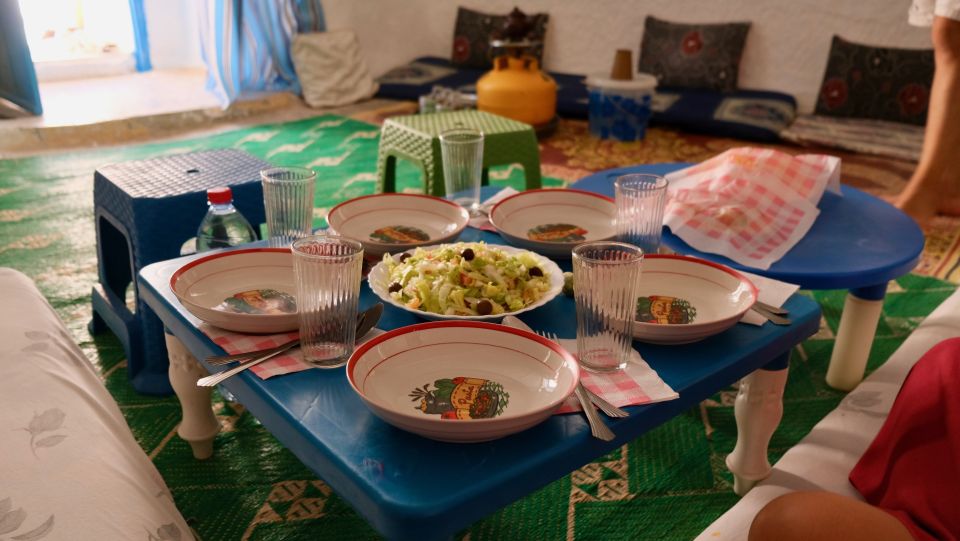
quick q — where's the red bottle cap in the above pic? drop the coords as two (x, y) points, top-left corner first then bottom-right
(207, 186), (232, 205)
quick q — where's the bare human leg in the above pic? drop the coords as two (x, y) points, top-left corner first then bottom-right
(897, 16), (960, 221)
(749, 491), (914, 541)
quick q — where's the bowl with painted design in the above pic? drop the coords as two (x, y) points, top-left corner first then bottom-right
(347, 321), (579, 442)
(327, 193), (470, 257)
(170, 248), (299, 333)
(632, 255), (758, 345)
(489, 189), (617, 257)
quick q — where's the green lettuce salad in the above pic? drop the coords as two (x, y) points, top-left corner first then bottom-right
(381, 242), (552, 316)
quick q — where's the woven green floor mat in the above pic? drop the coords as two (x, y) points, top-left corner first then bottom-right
(0, 114), (953, 540)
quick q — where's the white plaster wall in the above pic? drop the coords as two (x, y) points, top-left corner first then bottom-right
(145, 0), (203, 69)
(322, 0), (933, 113)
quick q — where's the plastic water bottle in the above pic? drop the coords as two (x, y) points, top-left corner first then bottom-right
(195, 187), (257, 252)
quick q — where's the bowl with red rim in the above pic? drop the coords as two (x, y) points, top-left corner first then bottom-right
(170, 248), (299, 334)
(327, 193), (470, 257)
(631, 254), (758, 345)
(347, 321), (580, 443)
(489, 189), (617, 257)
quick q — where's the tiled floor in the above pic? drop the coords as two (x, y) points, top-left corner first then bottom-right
(0, 68), (405, 158)
(4, 68), (219, 129)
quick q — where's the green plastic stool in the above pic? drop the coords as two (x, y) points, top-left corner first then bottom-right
(376, 110), (542, 196)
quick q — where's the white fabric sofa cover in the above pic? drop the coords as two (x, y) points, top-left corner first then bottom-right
(696, 287), (960, 540)
(0, 268), (191, 540)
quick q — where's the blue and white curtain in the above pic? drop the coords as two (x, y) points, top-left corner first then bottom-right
(198, 0), (326, 108)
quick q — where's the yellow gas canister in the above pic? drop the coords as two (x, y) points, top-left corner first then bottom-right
(477, 54), (557, 127)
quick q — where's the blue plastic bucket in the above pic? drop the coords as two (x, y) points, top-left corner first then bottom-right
(586, 73), (658, 141)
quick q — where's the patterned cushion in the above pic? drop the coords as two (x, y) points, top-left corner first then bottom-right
(638, 16), (751, 93)
(653, 87), (796, 142)
(814, 36), (934, 126)
(450, 7), (548, 69)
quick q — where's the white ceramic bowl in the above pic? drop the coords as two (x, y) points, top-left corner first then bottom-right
(489, 189), (616, 257)
(327, 193), (470, 257)
(632, 255), (758, 345)
(170, 248), (299, 334)
(347, 321), (579, 442)
(367, 242), (564, 321)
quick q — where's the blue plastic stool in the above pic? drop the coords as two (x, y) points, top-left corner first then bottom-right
(90, 149), (270, 395)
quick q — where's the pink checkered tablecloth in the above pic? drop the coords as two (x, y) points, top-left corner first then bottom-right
(664, 147), (841, 270)
(554, 339), (678, 414)
(200, 325), (383, 380)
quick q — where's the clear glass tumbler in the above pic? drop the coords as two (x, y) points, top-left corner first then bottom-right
(573, 241), (644, 372)
(261, 166), (316, 247)
(439, 127), (484, 216)
(291, 234), (364, 368)
(614, 173), (669, 255)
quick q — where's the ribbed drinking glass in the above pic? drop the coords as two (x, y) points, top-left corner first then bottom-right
(291, 234), (364, 368)
(261, 166), (316, 247)
(439, 127), (484, 216)
(573, 241), (644, 372)
(614, 173), (668, 254)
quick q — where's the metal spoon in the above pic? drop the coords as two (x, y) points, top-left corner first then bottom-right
(755, 300), (789, 316)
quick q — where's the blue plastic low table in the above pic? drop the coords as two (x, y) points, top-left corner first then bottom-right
(573, 163), (925, 391)
(139, 224), (820, 540)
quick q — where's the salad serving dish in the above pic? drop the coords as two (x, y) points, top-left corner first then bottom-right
(347, 321), (580, 442)
(327, 193), (470, 257)
(632, 255), (757, 345)
(368, 242), (564, 321)
(489, 189), (617, 257)
(170, 248), (299, 333)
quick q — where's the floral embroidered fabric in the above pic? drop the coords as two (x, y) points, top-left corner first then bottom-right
(0, 268), (189, 539)
(814, 36), (934, 126)
(637, 16), (750, 93)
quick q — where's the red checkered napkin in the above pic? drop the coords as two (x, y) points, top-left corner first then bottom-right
(554, 339), (678, 414)
(664, 148), (841, 270)
(200, 325), (383, 380)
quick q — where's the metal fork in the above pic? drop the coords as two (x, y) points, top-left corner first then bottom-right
(755, 300), (789, 316)
(750, 305), (792, 326)
(206, 338), (299, 366)
(196, 339), (300, 387)
(541, 332), (628, 418)
(535, 330), (616, 441)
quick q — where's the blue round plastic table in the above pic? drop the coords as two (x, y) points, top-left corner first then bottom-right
(573, 163), (925, 390)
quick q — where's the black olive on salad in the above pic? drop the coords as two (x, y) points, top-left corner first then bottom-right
(388, 282), (402, 293)
(461, 248), (475, 261)
(399, 253), (412, 263)
(476, 299), (493, 315)
(528, 266), (543, 277)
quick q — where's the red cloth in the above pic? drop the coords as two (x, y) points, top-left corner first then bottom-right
(849, 337), (960, 541)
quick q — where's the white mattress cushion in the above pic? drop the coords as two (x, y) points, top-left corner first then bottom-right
(696, 287), (960, 541)
(291, 29), (379, 108)
(0, 268), (190, 541)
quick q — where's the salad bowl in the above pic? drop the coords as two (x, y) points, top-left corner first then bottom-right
(170, 248), (299, 333)
(632, 255), (758, 345)
(327, 193), (470, 257)
(489, 189), (616, 257)
(347, 321), (580, 442)
(368, 242), (564, 321)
